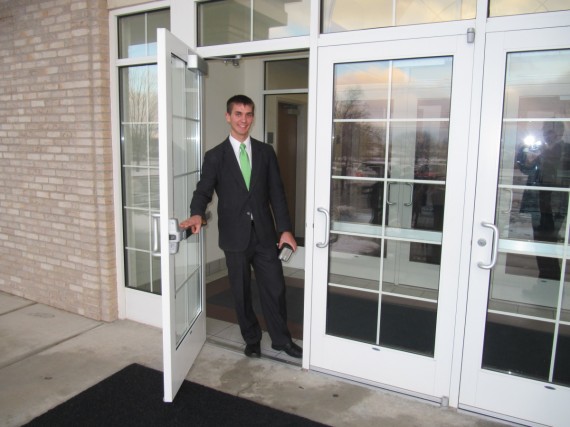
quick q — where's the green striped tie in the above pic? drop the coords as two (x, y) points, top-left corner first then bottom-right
(239, 144), (251, 189)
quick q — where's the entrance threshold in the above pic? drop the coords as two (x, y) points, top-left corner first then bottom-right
(206, 318), (302, 367)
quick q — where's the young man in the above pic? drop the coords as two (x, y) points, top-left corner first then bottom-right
(180, 94), (302, 358)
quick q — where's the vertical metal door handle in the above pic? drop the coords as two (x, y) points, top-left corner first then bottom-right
(386, 182), (397, 205)
(151, 213), (161, 258)
(478, 221), (499, 269)
(316, 207), (330, 248)
(404, 183), (413, 206)
(500, 188), (513, 214)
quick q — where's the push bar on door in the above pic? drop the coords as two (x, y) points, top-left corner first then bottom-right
(168, 218), (193, 255)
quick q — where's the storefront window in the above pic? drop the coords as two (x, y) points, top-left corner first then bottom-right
(322, 0), (476, 33)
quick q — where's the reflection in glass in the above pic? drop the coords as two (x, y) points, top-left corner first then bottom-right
(490, 253), (560, 317)
(490, 0), (569, 17)
(118, 9), (170, 58)
(334, 62), (389, 119)
(124, 167), (150, 208)
(326, 56), (451, 355)
(198, 0), (250, 46)
(484, 48), (570, 384)
(198, 0), (309, 46)
(332, 122), (387, 177)
(389, 122), (449, 180)
(254, 0), (310, 40)
(322, 0), (476, 33)
(120, 64), (160, 293)
(331, 179), (385, 226)
(384, 239), (440, 290)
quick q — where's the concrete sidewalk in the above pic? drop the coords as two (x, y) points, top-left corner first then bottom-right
(0, 291), (506, 427)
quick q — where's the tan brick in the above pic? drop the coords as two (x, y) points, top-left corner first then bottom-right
(0, 0), (116, 322)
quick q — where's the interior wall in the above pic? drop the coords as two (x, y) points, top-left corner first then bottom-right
(202, 57), (266, 266)
(202, 55), (302, 271)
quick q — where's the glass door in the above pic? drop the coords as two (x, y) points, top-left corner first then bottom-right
(460, 27), (570, 426)
(157, 28), (207, 402)
(311, 35), (473, 399)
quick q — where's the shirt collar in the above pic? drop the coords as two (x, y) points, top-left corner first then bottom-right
(229, 135), (251, 150)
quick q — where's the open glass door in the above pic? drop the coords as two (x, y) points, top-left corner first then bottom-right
(311, 35), (473, 399)
(157, 28), (208, 402)
(460, 27), (570, 425)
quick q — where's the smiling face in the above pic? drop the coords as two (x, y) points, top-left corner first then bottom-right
(226, 103), (254, 142)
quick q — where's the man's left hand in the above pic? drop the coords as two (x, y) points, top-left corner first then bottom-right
(279, 231), (297, 251)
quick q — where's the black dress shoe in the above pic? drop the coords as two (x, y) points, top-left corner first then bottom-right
(271, 341), (302, 358)
(244, 342), (261, 358)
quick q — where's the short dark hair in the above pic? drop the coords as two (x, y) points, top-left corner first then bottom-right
(227, 95), (255, 114)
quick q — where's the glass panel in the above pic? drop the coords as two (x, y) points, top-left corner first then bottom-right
(120, 64), (160, 294)
(265, 58), (309, 90)
(554, 324), (570, 386)
(482, 312), (554, 381)
(150, 168), (159, 210)
(326, 56), (452, 355)
(396, 0), (477, 25)
(124, 167), (150, 208)
(322, 0), (476, 34)
(124, 209), (150, 251)
(327, 287), (379, 343)
(171, 60), (203, 344)
(331, 179), (385, 227)
(563, 261), (570, 323)
(124, 249), (161, 294)
(384, 241), (441, 297)
(175, 271), (201, 343)
(198, 0), (309, 46)
(483, 49), (570, 383)
(334, 62), (389, 119)
(490, 0), (570, 17)
(490, 253), (559, 318)
(120, 66), (158, 165)
(253, 0), (310, 40)
(146, 9), (170, 56)
(187, 121), (200, 176)
(198, 0), (251, 46)
(118, 9), (170, 59)
(151, 254), (161, 294)
(380, 295), (437, 355)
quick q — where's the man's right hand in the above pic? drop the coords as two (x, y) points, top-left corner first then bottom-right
(179, 215), (204, 234)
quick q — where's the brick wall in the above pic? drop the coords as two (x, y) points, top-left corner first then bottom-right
(0, 0), (117, 321)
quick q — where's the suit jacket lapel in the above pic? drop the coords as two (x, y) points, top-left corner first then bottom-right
(249, 139), (262, 192)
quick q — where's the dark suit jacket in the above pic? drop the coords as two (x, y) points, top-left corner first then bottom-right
(190, 137), (292, 252)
